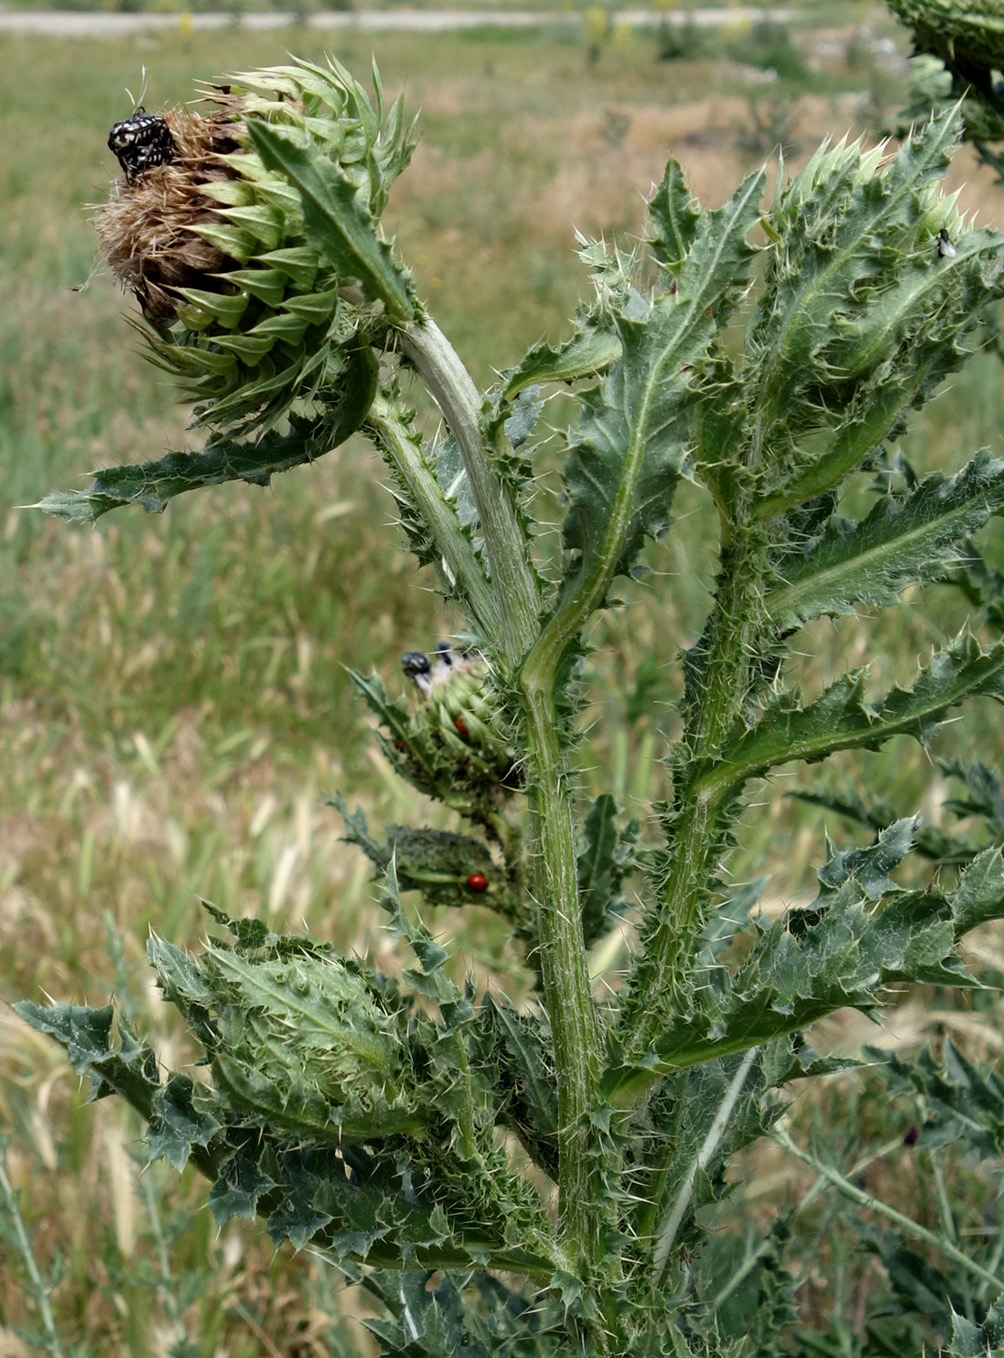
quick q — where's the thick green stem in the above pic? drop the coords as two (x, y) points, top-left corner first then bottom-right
(520, 658), (607, 1280)
(681, 517), (772, 765)
(365, 393), (498, 633)
(397, 316), (540, 662)
(627, 526), (771, 1056)
(398, 312), (606, 1294)
(629, 792), (725, 1049)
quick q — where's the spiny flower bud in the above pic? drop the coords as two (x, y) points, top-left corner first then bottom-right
(383, 825), (495, 904)
(94, 57), (417, 437)
(203, 942), (425, 1139)
(400, 642), (522, 797)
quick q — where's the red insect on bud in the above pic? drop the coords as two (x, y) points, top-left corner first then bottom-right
(454, 716), (469, 739)
(466, 873), (488, 893)
(394, 739), (405, 751)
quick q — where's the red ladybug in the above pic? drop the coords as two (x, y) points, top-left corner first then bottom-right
(466, 873), (489, 893)
(454, 716), (470, 739)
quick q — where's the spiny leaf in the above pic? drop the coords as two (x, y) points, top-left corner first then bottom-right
(262, 1157), (335, 1252)
(604, 845), (1004, 1106)
(948, 1309), (992, 1358)
(647, 157), (703, 273)
(147, 1075), (223, 1172)
(203, 944), (403, 1114)
(477, 997), (558, 1178)
(301, 1140), (555, 1279)
(706, 633), (1004, 794)
(14, 1001), (116, 1077)
(745, 110), (1004, 516)
(765, 451), (1004, 630)
(815, 817), (916, 901)
(14, 1001), (160, 1114)
(752, 113), (959, 412)
(153, 919), (421, 1142)
(376, 863), (486, 1161)
(557, 165), (765, 621)
(148, 935), (219, 1055)
(14, 1000), (224, 1182)
(249, 120), (416, 322)
(34, 352), (376, 523)
(430, 427), (481, 535)
(378, 859), (461, 1006)
(364, 1271), (493, 1358)
(207, 1150), (276, 1225)
(949, 845), (1004, 936)
(212, 1052), (424, 1142)
(360, 1269), (564, 1357)
(788, 781), (979, 866)
(498, 317), (622, 405)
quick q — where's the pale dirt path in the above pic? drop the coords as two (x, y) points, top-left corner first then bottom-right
(0, 6), (794, 37)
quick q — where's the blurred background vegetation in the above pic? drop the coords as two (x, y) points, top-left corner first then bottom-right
(5, 4), (1004, 1354)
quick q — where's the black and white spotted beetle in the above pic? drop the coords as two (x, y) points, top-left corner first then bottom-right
(107, 107), (175, 183)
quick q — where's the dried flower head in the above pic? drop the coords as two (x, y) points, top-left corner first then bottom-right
(94, 58), (417, 436)
(95, 107), (244, 320)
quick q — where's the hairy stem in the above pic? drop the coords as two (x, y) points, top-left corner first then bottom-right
(626, 526), (771, 1059)
(401, 311), (609, 1298)
(520, 666), (605, 1266)
(397, 316), (540, 663)
(365, 392), (498, 632)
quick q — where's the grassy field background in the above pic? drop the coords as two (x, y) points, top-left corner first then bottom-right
(4, 10), (1004, 1354)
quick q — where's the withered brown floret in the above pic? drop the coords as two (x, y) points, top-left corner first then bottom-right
(93, 107), (245, 320)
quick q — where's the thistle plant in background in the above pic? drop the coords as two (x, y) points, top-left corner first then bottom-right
(886, 0), (1004, 181)
(18, 50), (1004, 1355)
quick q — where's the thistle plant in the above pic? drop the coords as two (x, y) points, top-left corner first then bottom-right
(887, 0), (1004, 182)
(20, 53), (1004, 1355)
